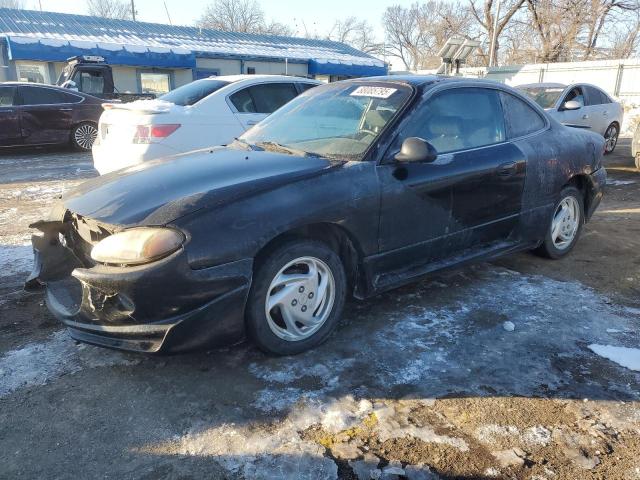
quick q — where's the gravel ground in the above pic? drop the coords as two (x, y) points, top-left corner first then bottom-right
(0, 142), (638, 480)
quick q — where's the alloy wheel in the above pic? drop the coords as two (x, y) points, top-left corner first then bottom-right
(74, 124), (98, 150)
(604, 124), (618, 153)
(265, 256), (335, 342)
(551, 196), (580, 250)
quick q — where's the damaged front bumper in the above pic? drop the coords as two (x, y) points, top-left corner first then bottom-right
(27, 212), (252, 353)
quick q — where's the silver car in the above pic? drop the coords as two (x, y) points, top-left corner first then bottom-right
(517, 82), (623, 154)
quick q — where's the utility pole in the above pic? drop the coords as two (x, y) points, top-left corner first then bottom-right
(131, 0), (136, 21)
(488, 0), (501, 67)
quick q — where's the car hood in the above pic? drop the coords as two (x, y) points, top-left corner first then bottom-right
(63, 147), (336, 226)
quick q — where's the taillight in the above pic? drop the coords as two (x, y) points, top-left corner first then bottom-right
(133, 124), (181, 144)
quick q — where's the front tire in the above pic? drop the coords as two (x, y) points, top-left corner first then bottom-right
(534, 186), (584, 259)
(603, 123), (619, 155)
(246, 239), (347, 355)
(71, 122), (98, 151)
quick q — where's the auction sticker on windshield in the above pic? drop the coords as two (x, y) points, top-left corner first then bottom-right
(350, 86), (397, 98)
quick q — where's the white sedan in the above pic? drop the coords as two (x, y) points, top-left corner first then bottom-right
(92, 75), (321, 175)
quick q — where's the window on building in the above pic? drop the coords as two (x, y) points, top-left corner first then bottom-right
(16, 63), (49, 84)
(140, 72), (171, 95)
(247, 67), (256, 74)
(500, 92), (546, 138)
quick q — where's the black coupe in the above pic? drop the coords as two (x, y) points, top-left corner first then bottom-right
(28, 75), (606, 355)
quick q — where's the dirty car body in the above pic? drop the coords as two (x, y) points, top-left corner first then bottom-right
(28, 76), (607, 354)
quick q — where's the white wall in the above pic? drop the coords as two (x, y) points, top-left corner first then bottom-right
(173, 69), (193, 88)
(243, 60), (308, 76)
(426, 58), (640, 99)
(196, 58), (242, 75)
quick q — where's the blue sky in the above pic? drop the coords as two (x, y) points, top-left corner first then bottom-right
(26, 0), (398, 39)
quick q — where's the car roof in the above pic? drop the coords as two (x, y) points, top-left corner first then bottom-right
(213, 74), (321, 84)
(516, 82), (567, 89)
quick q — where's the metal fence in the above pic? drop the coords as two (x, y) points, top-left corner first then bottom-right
(449, 58), (640, 98)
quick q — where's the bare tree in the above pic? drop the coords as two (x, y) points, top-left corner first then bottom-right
(383, 2), (479, 70)
(606, 8), (640, 57)
(327, 17), (383, 54)
(199, 0), (292, 36)
(468, 0), (526, 66)
(582, 0), (640, 59)
(0, 0), (25, 8)
(86, 0), (133, 20)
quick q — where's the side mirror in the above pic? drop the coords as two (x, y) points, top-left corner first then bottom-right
(395, 137), (438, 163)
(562, 100), (581, 111)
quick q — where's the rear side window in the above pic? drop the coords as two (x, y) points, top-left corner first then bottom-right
(20, 87), (81, 105)
(229, 87), (257, 113)
(230, 83), (299, 114)
(0, 86), (16, 106)
(160, 79), (230, 106)
(500, 92), (546, 138)
(400, 87), (506, 154)
(585, 86), (611, 105)
(299, 83), (319, 93)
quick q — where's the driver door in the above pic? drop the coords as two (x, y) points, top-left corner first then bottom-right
(375, 87), (524, 282)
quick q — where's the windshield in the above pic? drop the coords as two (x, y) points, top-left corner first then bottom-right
(159, 79), (230, 106)
(240, 82), (412, 160)
(518, 86), (565, 109)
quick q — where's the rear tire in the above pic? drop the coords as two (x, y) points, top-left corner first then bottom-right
(71, 122), (98, 151)
(603, 123), (619, 155)
(246, 239), (347, 355)
(534, 186), (584, 259)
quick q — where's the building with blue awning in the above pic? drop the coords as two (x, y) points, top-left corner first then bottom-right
(0, 8), (387, 94)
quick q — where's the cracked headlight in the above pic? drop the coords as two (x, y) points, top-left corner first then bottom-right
(90, 227), (184, 266)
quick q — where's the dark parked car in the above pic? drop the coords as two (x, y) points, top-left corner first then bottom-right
(0, 82), (102, 151)
(28, 76), (606, 355)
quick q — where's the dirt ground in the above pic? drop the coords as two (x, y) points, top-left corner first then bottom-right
(0, 141), (638, 480)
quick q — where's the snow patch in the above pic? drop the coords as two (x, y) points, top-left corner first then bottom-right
(0, 244), (33, 278)
(588, 344), (640, 372)
(607, 180), (635, 186)
(0, 330), (139, 397)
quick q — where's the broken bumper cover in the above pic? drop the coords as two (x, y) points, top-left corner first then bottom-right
(29, 232), (252, 354)
(586, 167), (606, 220)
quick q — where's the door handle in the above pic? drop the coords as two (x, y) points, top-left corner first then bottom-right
(246, 120), (259, 126)
(582, 114), (589, 119)
(497, 162), (517, 178)
(59, 108), (73, 112)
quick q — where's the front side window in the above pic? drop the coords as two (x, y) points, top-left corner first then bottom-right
(160, 79), (230, 106)
(250, 83), (298, 114)
(241, 82), (412, 160)
(140, 72), (171, 95)
(397, 87), (505, 154)
(500, 92), (546, 138)
(563, 87), (585, 108)
(19, 86), (80, 105)
(0, 86), (16, 107)
(230, 83), (299, 114)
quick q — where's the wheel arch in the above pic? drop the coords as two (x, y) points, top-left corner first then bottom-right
(564, 174), (593, 221)
(254, 222), (366, 298)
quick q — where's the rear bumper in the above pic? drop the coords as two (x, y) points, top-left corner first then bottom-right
(92, 142), (179, 175)
(29, 226), (252, 353)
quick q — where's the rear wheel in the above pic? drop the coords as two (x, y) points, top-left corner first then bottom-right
(603, 123), (619, 155)
(71, 122), (98, 151)
(246, 239), (347, 355)
(534, 186), (584, 259)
